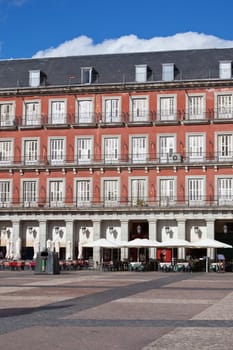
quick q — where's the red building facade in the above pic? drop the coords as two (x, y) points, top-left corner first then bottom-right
(0, 49), (232, 263)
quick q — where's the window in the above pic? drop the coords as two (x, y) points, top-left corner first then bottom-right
(23, 181), (37, 207)
(219, 61), (232, 79)
(216, 94), (233, 119)
(187, 95), (205, 120)
(104, 98), (120, 123)
(159, 178), (175, 206)
(187, 134), (205, 162)
(103, 179), (118, 206)
(49, 138), (65, 165)
(217, 177), (233, 205)
(76, 180), (91, 206)
(103, 137), (119, 163)
(29, 70), (40, 87)
(0, 103), (15, 126)
(131, 97), (148, 122)
(24, 101), (40, 125)
(0, 181), (10, 207)
(49, 100), (66, 124)
(77, 99), (94, 123)
(158, 135), (175, 163)
(0, 140), (13, 165)
(24, 139), (39, 164)
(187, 177), (205, 205)
(162, 63), (174, 81)
(158, 96), (176, 120)
(76, 137), (92, 164)
(131, 136), (147, 163)
(49, 180), (64, 207)
(81, 67), (93, 84)
(135, 65), (147, 82)
(217, 134), (233, 160)
(130, 178), (147, 205)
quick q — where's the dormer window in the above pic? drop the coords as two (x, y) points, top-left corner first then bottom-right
(219, 61), (232, 79)
(162, 63), (174, 81)
(135, 65), (148, 82)
(29, 70), (41, 87)
(81, 67), (93, 84)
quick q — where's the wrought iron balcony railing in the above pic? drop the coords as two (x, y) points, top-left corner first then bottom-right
(0, 195), (233, 210)
(1, 151), (233, 169)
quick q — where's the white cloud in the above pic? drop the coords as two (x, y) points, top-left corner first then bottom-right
(32, 32), (233, 58)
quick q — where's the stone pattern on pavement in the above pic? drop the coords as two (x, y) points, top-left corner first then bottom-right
(0, 270), (232, 350)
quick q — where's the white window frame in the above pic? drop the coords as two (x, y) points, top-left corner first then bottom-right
(76, 136), (93, 164)
(29, 70), (40, 87)
(0, 180), (11, 207)
(48, 179), (65, 207)
(162, 63), (174, 81)
(75, 178), (92, 207)
(157, 176), (176, 206)
(49, 137), (66, 165)
(157, 94), (177, 121)
(21, 179), (38, 207)
(186, 176), (205, 206)
(0, 101), (15, 126)
(130, 135), (148, 163)
(102, 135), (120, 164)
(216, 132), (233, 161)
(130, 96), (149, 122)
(23, 100), (41, 126)
(135, 65), (147, 82)
(81, 67), (93, 84)
(0, 139), (13, 165)
(22, 138), (40, 165)
(129, 177), (148, 205)
(101, 178), (119, 206)
(216, 176), (233, 205)
(186, 133), (205, 162)
(215, 92), (233, 119)
(49, 99), (67, 124)
(157, 134), (176, 163)
(186, 93), (205, 120)
(76, 98), (94, 123)
(219, 61), (232, 79)
(102, 96), (121, 123)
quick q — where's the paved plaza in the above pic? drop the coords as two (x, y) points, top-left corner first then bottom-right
(0, 269), (233, 350)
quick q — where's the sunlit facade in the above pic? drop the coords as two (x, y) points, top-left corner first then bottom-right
(0, 48), (233, 263)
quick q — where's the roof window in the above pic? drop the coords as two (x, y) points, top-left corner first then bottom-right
(219, 61), (232, 79)
(162, 63), (174, 81)
(135, 65), (148, 82)
(29, 70), (41, 87)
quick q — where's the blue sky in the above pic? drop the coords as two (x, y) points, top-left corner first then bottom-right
(1, 0), (233, 59)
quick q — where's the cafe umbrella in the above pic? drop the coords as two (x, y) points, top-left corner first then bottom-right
(189, 238), (232, 272)
(124, 238), (160, 262)
(82, 238), (121, 264)
(157, 238), (193, 263)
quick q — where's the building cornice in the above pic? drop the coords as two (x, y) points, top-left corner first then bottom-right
(1, 79), (233, 97)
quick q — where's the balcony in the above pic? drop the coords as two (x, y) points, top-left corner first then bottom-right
(2, 150), (233, 172)
(183, 111), (211, 124)
(1, 195), (233, 212)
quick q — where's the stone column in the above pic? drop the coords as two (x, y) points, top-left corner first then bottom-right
(12, 220), (20, 260)
(93, 220), (101, 264)
(120, 220), (128, 260)
(39, 220), (47, 252)
(177, 219), (186, 260)
(149, 220), (157, 259)
(66, 220), (74, 260)
(206, 219), (215, 260)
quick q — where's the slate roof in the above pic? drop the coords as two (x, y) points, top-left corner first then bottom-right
(0, 47), (233, 89)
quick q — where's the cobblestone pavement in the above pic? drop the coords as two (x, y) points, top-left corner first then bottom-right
(0, 270), (232, 350)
